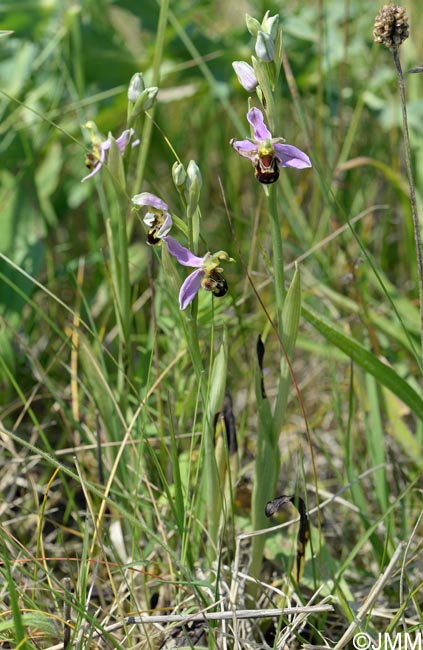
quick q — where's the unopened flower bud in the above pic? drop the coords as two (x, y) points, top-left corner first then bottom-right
(172, 161), (186, 189)
(232, 61), (258, 92)
(261, 12), (279, 40)
(255, 30), (275, 62)
(128, 73), (146, 103)
(186, 160), (202, 219)
(373, 4), (409, 48)
(245, 13), (261, 37)
(130, 86), (159, 121)
(186, 160), (202, 190)
(140, 86), (158, 110)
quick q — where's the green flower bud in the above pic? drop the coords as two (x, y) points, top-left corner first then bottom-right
(130, 86), (159, 120)
(140, 86), (159, 110)
(172, 161), (186, 189)
(186, 160), (202, 221)
(261, 12), (279, 40)
(245, 13), (261, 37)
(128, 73), (146, 103)
(186, 160), (202, 190)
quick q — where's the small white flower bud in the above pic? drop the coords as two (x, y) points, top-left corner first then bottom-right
(128, 73), (145, 103)
(232, 61), (258, 92)
(186, 160), (202, 190)
(255, 31), (275, 62)
(172, 161), (186, 188)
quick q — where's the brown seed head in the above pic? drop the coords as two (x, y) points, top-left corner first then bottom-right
(373, 4), (409, 48)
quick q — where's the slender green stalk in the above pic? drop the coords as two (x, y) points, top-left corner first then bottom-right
(116, 195), (131, 352)
(267, 184), (286, 328)
(392, 47), (423, 363)
(161, 241), (224, 555)
(203, 329), (228, 550)
(249, 185), (286, 589)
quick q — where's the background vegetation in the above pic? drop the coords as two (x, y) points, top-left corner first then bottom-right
(1, 0), (422, 648)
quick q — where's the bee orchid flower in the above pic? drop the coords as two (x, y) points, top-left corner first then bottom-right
(230, 107), (311, 184)
(82, 125), (140, 182)
(164, 236), (232, 310)
(132, 192), (173, 245)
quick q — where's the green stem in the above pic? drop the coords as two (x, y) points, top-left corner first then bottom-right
(248, 183), (287, 593)
(117, 200), (131, 346)
(185, 316), (207, 402)
(185, 311), (224, 557)
(267, 184), (285, 331)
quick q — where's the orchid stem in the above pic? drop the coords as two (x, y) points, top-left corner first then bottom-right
(248, 183), (286, 593)
(267, 183), (286, 331)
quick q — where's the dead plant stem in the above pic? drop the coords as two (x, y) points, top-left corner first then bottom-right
(392, 47), (423, 364)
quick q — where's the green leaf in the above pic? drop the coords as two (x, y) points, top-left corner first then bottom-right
(203, 332), (228, 546)
(302, 303), (423, 420)
(107, 136), (126, 193)
(1, 543), (30, 649)
(282, 263), (302, 357)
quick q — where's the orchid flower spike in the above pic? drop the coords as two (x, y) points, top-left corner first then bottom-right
(82, 123), (140, 182)
(230, 107), (311, 184)
(131, 192), (173, 245)
(164, 236), (233, 310)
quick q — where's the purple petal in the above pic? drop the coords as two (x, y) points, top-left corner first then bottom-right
(247, 107), (272, 141)
(132, 192), (169, 210)
(115, 128), (134, 153)
(274, 144), (312, 169)
(157, 213), (173, 238)
(179, 268), (204, 310)
(232, 61), (258, 92)
(100, 140), (112, 152)
(164, 236), (204, 267)
(81, 145), (107, 183)
(230, 138), (258, 160)
(81, 160), (103, 182)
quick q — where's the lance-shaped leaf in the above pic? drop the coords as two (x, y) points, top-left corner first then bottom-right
(107, 135), (126, 193)
(302, 303), (423, 420)
(203, 333), (228, 545)
(282, 263), (302, 358)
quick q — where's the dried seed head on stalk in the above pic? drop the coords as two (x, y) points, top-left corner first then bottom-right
(373, 4), (409, 48)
